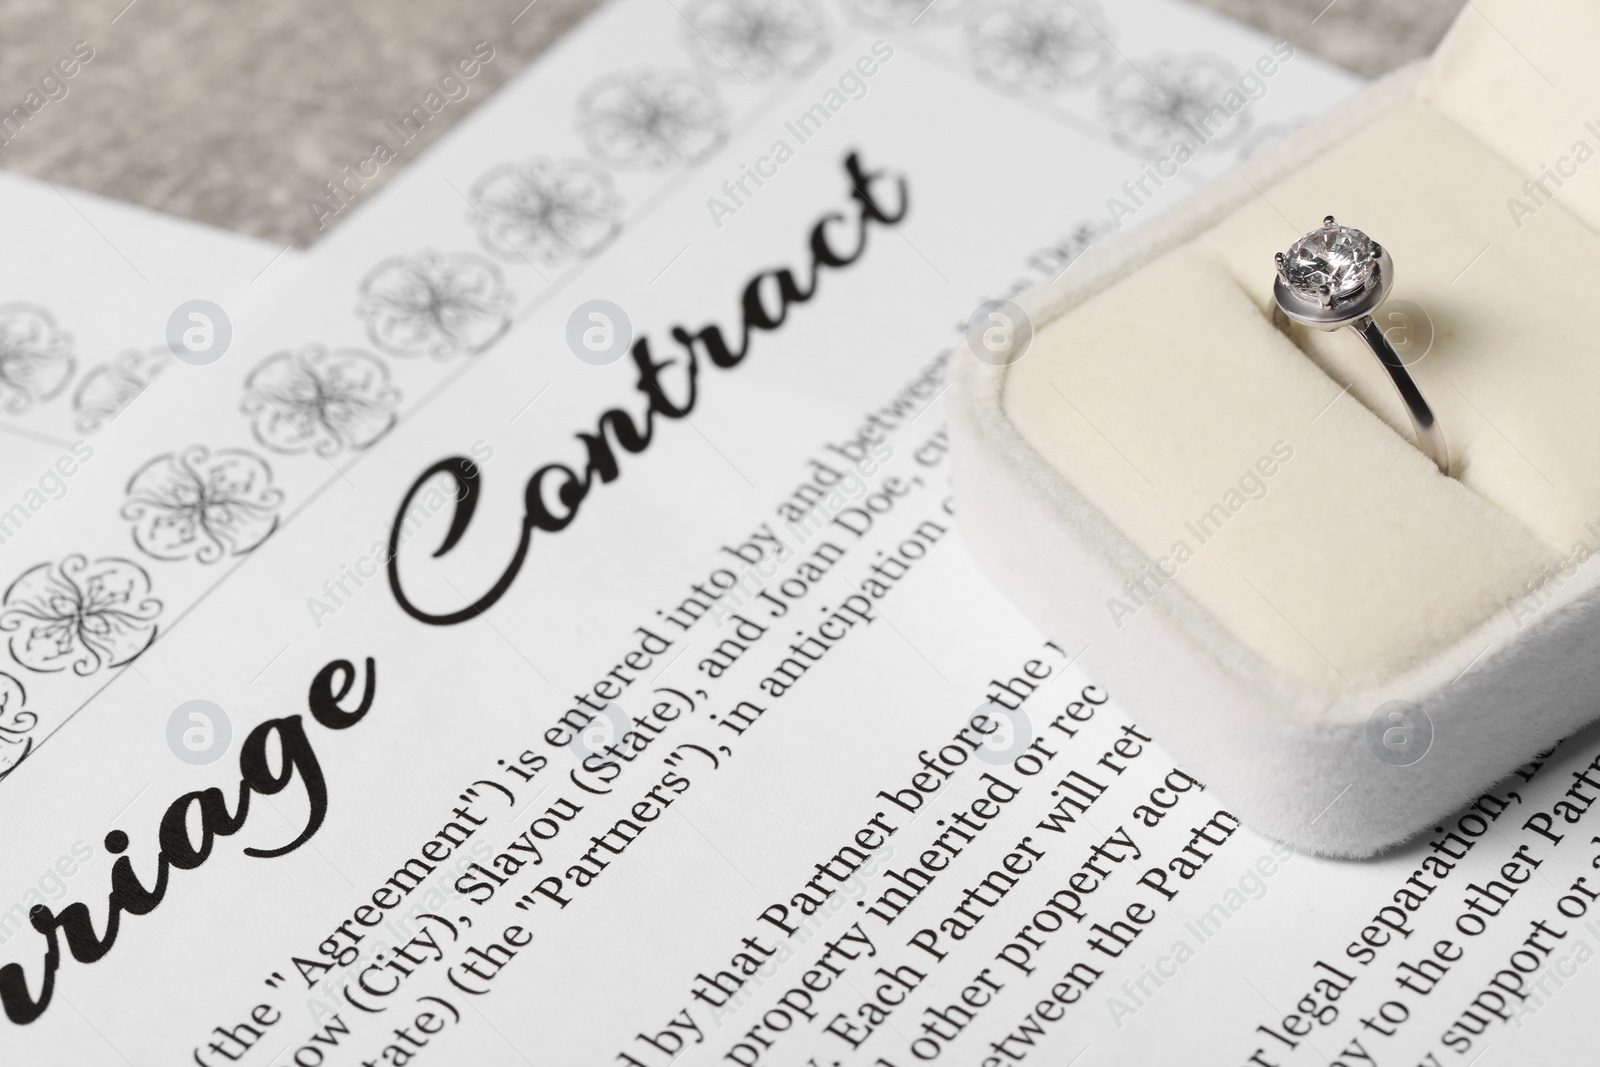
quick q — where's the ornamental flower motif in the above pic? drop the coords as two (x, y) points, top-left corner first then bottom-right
(576, 69), (728, 171)
(122, 445), (284, 564)
(356, 251), (515, 360)
(73, 346), (172, 433)
(966, 0), (1114, 93)
(0, 672), (36, 780)
(242, 345), (400, 458)
(684, 0), (830, 82)
(1099, 53), (1250, 155)
(0, 304), (75, 416)
(469, 158), (624, 265)
(0, 556), (161, 676)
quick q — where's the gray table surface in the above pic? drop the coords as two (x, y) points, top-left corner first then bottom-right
(0, 0), (1461, 247)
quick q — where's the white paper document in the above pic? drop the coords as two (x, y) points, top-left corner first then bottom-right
(5, 1), (1593, 1065)
(0, 168), (293, 549)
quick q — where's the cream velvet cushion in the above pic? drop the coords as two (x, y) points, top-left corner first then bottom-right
(1003, 98), (1600, 712)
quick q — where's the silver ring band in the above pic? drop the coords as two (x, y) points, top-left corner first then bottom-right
(1273, 216), (1450, 477)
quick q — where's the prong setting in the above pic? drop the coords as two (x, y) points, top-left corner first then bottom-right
(1272, 215), (1391, 330)
(1274, 215), (1385, 327)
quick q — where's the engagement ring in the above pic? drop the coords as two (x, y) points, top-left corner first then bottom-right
(1273, 216), (1449, 476)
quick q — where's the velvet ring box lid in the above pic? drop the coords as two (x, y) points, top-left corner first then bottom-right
(950, 0), (1600, 857)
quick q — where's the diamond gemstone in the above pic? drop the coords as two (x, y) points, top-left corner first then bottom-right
(1280, 222), (1377, 300)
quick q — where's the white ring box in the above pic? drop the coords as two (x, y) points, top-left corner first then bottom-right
(951, 0), (1600, 857)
